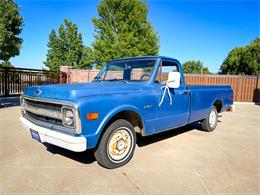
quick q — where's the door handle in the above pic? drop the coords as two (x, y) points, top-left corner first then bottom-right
(180, 89), (190, 94)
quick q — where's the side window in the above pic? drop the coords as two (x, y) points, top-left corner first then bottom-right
(158, 60), (179, 84)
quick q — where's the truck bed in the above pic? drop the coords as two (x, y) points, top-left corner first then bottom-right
(187, 85), (233, 123)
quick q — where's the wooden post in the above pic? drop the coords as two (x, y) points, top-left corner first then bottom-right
(238, 76), (243, 102)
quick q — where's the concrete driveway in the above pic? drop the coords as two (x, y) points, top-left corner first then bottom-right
(0, 104), (259, 194)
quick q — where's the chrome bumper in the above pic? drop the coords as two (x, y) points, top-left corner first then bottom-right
(20, 116), (87, 152)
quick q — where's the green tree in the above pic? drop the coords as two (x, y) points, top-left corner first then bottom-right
(0, 0), (23, 61)
(78, 46), (95, 69)
(219, 38), (260, 75)
(0, 60), (13, 67)
(92, 0), (159, 68)
(182, 60), (211, 74)
(44, 19), (84, 71)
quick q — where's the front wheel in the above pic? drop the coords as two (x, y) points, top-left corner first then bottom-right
(201, 106), (218, 132)
(94, 119), (136, 169)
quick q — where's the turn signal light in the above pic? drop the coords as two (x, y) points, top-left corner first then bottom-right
(87, 112), (98, 120)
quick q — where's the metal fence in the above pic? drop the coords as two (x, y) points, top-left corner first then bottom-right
(0, 67), (60, 97)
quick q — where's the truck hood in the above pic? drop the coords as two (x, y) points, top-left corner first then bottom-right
(23, 82), (148, 101)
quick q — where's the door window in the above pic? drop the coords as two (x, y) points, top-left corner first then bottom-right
(156, 60), (180, 84)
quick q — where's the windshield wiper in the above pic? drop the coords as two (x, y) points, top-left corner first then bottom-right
(106, 79), (128, 83)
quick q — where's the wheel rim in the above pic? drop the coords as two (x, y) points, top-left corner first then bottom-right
(209, 110), (217, 128)
(107, 127), (134, 163)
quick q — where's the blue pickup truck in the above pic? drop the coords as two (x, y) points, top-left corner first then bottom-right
(20, 56), (233, 168)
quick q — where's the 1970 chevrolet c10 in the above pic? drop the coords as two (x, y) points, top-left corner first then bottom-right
(20, 56), (233, 168)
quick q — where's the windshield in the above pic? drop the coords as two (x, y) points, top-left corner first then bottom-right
(95, 59), (157, 82)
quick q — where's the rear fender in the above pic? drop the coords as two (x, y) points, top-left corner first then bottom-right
(211, 98), (223, 112)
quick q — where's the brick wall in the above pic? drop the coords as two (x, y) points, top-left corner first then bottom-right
(60, 66), (99, 83)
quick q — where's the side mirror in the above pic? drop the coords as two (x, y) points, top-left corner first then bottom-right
(167, 72), (180, 88)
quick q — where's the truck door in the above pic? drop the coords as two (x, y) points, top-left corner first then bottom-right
(152, 59), (190, 132)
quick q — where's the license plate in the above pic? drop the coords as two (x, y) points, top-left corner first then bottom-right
(30, 129), (41, 142)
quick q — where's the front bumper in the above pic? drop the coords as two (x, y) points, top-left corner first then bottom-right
(20, 116), (87, 152)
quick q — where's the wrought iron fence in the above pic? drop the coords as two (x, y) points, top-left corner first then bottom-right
(0, 67), (60, 97)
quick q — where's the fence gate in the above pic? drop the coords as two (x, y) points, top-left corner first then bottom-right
(0, 67), (60, 97)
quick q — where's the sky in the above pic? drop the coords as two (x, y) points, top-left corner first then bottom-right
(11, 0), (260, 73)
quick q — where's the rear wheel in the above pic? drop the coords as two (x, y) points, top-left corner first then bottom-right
(94, 119), (136, 169)
(201, 106), (218, 132)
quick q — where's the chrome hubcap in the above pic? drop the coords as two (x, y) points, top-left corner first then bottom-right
(209, 110), (217, 128)
(108, 128), (133, 163)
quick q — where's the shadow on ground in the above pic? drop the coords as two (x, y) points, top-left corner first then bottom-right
(44, 122), (206, 165)
(137, 123), (205, 147)
(0, 97), (20, 108)
(44, 143), (96, 164)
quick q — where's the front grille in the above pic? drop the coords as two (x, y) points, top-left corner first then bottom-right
(22, 97), (66, 130)
(26, 111), (63, 126)
(24, 98), (62, 111)
(21, 96), (81, 134)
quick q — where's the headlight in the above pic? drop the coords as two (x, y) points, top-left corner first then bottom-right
(20, 96), (24, 108)
(62, 108), (75, 127)
(20, 97), (26, 115)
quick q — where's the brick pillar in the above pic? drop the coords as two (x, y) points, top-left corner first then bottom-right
(60, 66), (71, 84)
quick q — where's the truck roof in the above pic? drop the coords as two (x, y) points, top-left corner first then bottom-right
(108, 56), (181, 64)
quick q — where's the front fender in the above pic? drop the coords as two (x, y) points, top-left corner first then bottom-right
(86, 104), (144, 148)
